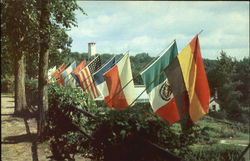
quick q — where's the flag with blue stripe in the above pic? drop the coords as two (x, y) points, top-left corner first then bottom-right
(93, 56), (116, 99)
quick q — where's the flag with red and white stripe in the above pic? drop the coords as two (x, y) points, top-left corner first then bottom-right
(75, 55), (101, 99)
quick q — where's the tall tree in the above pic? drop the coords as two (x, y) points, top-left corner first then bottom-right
(1, 1), (38, 115)
(37, 0), (85, 138)
(37, 0), (50, 137)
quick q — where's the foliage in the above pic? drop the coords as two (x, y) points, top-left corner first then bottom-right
(130, 53), (155, 84)
(47, 84), (97, 160)
(207, 51), (249, 123)
(209, 110), (227, 120)
(184, 144), (245, 161)
(45, 83), (250, 161)
(1, 75), (14, 93)
(234, 58), (250, 105)
(46, 85), (212, 161)
(86, 105), (180, 160)
(1, 0), (85, 79)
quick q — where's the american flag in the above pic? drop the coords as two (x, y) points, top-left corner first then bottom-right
(75, 55), (101, 98)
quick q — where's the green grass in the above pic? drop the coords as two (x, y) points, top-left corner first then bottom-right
(198, 115), (249, 139)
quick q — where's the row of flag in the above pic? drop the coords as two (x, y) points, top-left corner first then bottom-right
(48, 35), (210, 126)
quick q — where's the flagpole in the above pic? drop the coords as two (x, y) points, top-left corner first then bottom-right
(197, 29), (203, 35)
(106, 39), (176, 105)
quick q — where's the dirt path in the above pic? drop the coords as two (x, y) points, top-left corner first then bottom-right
(1, 94), (89, 161)
(1, 94), (51, 161)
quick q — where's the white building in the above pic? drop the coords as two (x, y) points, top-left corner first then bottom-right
(209, 97), (220, 112)
(134, 85), (149, 102)
(88, 42), (96, 58)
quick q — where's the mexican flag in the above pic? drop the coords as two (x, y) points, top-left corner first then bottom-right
(140, 41), (180, 125)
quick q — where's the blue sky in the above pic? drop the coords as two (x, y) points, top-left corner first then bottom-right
(67, 1), (249, 60)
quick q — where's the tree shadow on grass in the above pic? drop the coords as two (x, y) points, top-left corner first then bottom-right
(2, 133), (37, 144)
(5, 106), (15, 108)
(2, 117), (36, 144)
(2, 117), (40, 161)
(24, 117), (39, 161)
(1, 113), (15, 116)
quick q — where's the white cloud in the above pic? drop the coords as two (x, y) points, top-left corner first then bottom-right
(67, 1), (249, 60)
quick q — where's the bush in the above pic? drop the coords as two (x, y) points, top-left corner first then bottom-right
(46, 84), (206, 161)
(209, 110), (227, 120)
(1, 75), (14, 93)
(47, 84), (97, 160)
(184, 144), (246, 161)
(48, 84), (237, 161)
(86, 105), (182, 161)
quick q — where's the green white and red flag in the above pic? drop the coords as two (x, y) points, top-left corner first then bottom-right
(140, 41), (180, 125)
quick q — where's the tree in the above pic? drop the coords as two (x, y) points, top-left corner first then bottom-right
(207, 51), (246, 121)
(130, 53), (154, 84)
(234, 58), (250, 106)
(37, 0), (50, 138)
(37, 0), (85, 138)
(1, 1), (39, 115)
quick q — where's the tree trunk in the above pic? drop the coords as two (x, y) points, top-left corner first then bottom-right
(14, 52), (28, 115)
(37, 0), (50, 139)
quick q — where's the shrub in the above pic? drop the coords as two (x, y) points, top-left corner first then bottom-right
(209, 110), (227, 120)
(47, 84), (206, 161)
(47, 84), (222, 161)
(86, 105), (182, 161)
(1, 75), (14, 93)
(47, 84), (97, 160)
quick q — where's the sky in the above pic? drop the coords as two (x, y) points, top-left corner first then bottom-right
(67, 1), (249, 60)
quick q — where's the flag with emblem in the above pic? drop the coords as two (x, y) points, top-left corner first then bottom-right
(75, 55), (101, 99)
(140, 41), (180, 126)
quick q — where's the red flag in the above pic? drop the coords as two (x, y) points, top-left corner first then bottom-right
(103, 54), (135, 110)
(72, 60), (86, 75)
